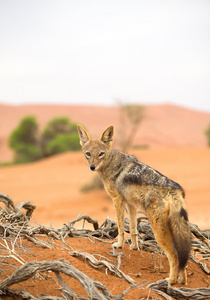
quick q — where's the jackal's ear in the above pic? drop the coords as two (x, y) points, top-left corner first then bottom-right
(100, 126), (114, 147)
(77, 124), (92, 147)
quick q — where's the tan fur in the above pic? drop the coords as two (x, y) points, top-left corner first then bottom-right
(77, 124), (191, 285)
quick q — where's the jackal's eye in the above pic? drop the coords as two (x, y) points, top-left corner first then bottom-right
(85, 151), (91, 158)
(98, 151), (105, 158)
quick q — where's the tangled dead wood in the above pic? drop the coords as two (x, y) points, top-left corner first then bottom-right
(0, 193), (209, 299)
(148, 279), (210, 300)
(0, 259), (121, 299)
(69, 250), (135, 284)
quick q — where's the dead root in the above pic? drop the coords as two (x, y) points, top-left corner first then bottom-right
(0, 193), (209, 299)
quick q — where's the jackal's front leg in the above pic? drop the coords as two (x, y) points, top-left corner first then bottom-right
(112, 196), (125, 249)
(127, 204), (139, 250)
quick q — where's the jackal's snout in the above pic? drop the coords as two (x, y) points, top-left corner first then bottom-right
(90, 165), (96, 171)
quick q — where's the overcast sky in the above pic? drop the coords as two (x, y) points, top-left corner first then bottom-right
(0, 0), (210, 112)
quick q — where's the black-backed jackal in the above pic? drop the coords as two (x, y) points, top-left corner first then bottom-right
(77, 124), (191, 285)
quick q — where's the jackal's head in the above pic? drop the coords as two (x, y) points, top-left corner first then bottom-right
(77, 124), (114, 171)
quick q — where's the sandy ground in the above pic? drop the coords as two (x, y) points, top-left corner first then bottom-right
(0, 147), (209, 229)
(0, 147), (210, 299)
(0, 236), (209, 299)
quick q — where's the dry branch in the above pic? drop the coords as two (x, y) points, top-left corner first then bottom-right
(0, 193), (210, 300)
(191, 223), (210, 241)
(0, 259), (113, 299)
(148, 279), (210, 300)
(0, 259), (141, 300)
(190, 255), (210, 274)
(70, 250), (135, 284)
(25, 234), (54, 249)
(6, 288), (41, 299)
(0, 193), (16, 212)
(68, 214), (99, 230)
(0, 193), (35, 225)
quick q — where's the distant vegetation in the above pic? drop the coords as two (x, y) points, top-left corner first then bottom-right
(118, 104), (145, 152)
(41, 117), (79, 156)
(9, 116), (80, 164)
(80, 175), (104, 192)
(205, 123), (210, 147)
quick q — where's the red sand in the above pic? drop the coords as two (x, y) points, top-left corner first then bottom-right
(0, 236), (209, 299)
(1, 148), (209, 229)
(1, 103), (210, 162)
(0, 104), (210, 298)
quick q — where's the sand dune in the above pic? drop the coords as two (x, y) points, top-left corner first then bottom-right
(0, 103), (209, 226)
(1, 148), (209, 229)
(0, 105), (210, 298)
(0, 103), (210, 162)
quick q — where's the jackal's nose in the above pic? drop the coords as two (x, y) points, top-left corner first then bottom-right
(90, 165), (95, 171)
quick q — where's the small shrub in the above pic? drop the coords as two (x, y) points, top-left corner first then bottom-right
(80, 175), (104, 192)
(8, 115), (80, 164)
(9, 116), (42, 164)
(9, 116), (39, 149)
(13, 144), (43, 164)
(205, 123), (210, 147)
(46, 133), (80, 155)
(41, 117), (79, 157)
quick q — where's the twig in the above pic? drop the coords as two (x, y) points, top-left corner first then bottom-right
(0, 193), (210, 300)
(68, 215), (99, 230)
(0, 259), (114, 299)
(148, 279), (210, 300)
(190, 255), (210, 274)
(69, 250), (135, 284)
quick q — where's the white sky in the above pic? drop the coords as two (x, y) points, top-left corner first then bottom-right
(0, 0), (210, 112)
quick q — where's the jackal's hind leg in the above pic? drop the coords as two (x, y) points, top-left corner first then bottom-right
(156, 238), (179, 285)
(164, 250), (179, 285)
(112, 196), (125, 249)
(148, 211), (179, 285)
(178, 268), (187, 285)
(127, 204), (139, 250)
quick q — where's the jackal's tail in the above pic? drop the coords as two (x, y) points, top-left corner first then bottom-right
(168, 199), (191, 270)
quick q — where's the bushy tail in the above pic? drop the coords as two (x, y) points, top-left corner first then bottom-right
(168, 202), (191, 270)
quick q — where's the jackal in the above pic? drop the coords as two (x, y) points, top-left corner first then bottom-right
(77, 124), (191, 285)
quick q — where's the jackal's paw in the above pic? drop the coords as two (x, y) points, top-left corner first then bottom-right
(112, 241), (124, 249)
(165, 277), (176, 285)
(130, 243), (139, 250)
(178, 277), (187, 285)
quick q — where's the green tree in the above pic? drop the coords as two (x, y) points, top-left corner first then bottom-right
(9, 116), (42, 163)
(205, 123), (210, 147)
(41, 117), (80, 156)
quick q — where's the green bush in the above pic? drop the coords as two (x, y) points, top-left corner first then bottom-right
(8, 115), (81, 164)
(42, 117), (77, 139)
(41, 117), (79, 156)
(13, 144), (43, 164)
(45, 133), (80, 155)
(9, 116), (39, 149)
(9, 116), (42, 163)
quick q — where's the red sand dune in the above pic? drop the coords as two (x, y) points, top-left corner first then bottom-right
(0, 103), (210, 298)
(0, 148), (209, 229)
(0, 103), (209, 229)
(0, 147), (210, 298)
(0, 103), (210, 162)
